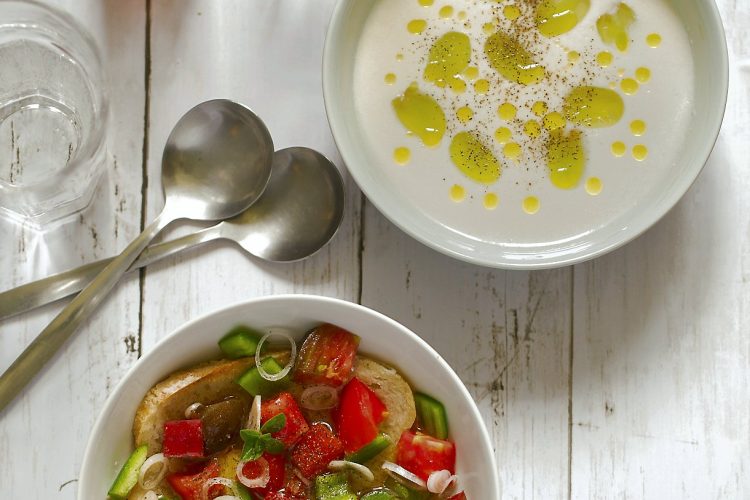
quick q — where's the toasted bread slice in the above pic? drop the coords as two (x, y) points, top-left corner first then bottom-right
(349, 356), (416, 490)
(132, 357), (255, 455)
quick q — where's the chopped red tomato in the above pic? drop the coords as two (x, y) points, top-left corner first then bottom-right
(246, 452), (285, 497)
(333, 377), (387, 453)
(166, 459), (220, 500)
(396, 430), (456, 480)
(163, 419), (204, 458)
(261, 392), (310, 447)
(449, 493), (467, 500)
(294, 324), (360, 387)
(290, 423), (344, 478)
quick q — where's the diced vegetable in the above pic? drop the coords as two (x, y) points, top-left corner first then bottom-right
(294, 324), (360, 387)
(384, 477), (431, 500)
(239, 428), (285, 462)
(166, 459), (220, 500)
(235, 480), (253, 500)
(346, 433), (392, 464)
(334, 377), (388, 453)
(218, 325), (263, 359)
(247, 452), (285, 497)
(328, 460), (375, 481)
(107, 444), (148, 499)
(236, 456), (270, 489)
(414, 392), (449, 439)
(261, 392), (310, 447)
(200, 396), (247, 455)
(162, 419), (204, 458)
(236, 357), (290, 396)
(300, 385), (339, 410)
(361, 489), (400, 500)
(396, 431), (456, 481)
(448, 492), (467, 500)
(291, 423), (345, 478)
(284, 476), (309, 497)
(315, 472), (357, 500)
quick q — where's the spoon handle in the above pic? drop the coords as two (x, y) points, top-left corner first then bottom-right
(0, 224), (224, 321)
(0, 211), (172, 412)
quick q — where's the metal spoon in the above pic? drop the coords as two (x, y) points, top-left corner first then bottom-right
(0, 99), (274, 411)
(0, 147), (345, 320)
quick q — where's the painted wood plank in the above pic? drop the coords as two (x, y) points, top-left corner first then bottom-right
(0, 1), (146, 497)
(142, 0), (360, 350)
(360, 206), (573, 499)
(570, 1), (750, 498)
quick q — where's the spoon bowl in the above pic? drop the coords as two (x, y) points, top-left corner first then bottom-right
(162, 99), (274, 220)
(223, 147), (345, 262)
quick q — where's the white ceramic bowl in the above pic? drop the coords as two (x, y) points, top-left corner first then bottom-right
(78, 295), (500, 499)
(323, 0), (728, 269)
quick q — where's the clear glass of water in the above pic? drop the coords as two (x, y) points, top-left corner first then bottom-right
(0, 0), (107, 227)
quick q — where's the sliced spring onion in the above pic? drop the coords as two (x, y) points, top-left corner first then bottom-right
(246, 395), (261, 431)
(255, 328), (297, 382)
(329, 460), (375, 481)
(236, 357), (287, 396)
(137, 453), (168, 490)
(236, 456), (270, 489)
(414, 392), (449, 439)
(426, 469), (458, 495)
(381, 461), (427, 491)
(300, 385), (339, 410)
(293, 466), (311, 486)
(346, 433), (392, 464)
(202, 477), (239, 500)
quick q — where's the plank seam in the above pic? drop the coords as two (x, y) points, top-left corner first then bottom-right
(567, 265), (574, 500)
(136, 0), (152, 358)
(356, 192), (365, 304)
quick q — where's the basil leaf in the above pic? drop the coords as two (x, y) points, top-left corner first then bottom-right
(240, 430), (264, 462)
(260, 413), (287, 434)
(262, 436), (286, 454)
(240, 429), (261, 441)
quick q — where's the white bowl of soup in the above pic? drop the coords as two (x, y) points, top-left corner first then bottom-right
(78, 295), (500, 499)
(323, 0), (728, 269)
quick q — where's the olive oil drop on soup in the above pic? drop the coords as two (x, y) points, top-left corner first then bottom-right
(353, 0), (694, 244)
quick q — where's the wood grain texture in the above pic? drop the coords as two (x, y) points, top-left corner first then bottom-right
(570, 2), (750, 498)
(360, 204), (572, 499)
(141, 0), (360, 351)
(0, 0), (146, 497)
(1, 0), (749, 499)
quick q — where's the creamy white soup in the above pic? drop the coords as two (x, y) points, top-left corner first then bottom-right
(353, 0), (694, 245)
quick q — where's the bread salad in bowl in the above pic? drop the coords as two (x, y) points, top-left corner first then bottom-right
(107, 323), (466, 500)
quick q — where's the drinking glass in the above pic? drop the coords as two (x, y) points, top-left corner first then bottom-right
(0, 0), (108, 227)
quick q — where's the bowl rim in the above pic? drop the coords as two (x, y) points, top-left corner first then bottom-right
(321, 0), (730, 270)
(78, 294), (501, 499)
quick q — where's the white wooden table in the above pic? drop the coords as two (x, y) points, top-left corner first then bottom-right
(1, 1), (748, 498)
